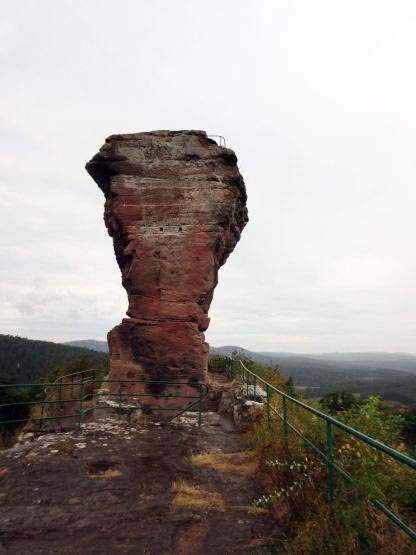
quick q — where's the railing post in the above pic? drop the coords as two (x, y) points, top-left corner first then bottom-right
(39, 389), (45, 431)
(78, 378), (85, 430)
(266, 384), (271, 428)
(198, 384), (202, 427)
(58, 377), (63, 432)
(118, 382), (122, 421)
(253, 375), (257, 399)
(326, 421), (334, 501)
(283, 396), (289, 452)
(70, 374), (74, 399)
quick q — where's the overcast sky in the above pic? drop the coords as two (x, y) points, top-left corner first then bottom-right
(1, 1), (416, 353)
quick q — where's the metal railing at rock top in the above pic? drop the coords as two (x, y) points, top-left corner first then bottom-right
(226, 358), (416, 542)
(0, 375), (208, 432)
(208, 135), (226, 147)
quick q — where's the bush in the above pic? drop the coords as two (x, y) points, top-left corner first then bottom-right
(247, 390), (416, 554)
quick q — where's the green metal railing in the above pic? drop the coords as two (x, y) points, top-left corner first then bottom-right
(208, 134), (226, 147)
(227, 359), (416, 541)
(43, 368), (97, 402)
(0, 376), (208, 432)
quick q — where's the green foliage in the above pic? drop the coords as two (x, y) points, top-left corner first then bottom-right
(0, 375), (31, 447)
(0, 346), (110, 448)
(283, 376), (296, 398)
(208, 354), (228, 373)
(402, 405), (416, 447)
(247, 390), (416, 554)
(320, 391), (363, 414)
(0, 334), (108, 383)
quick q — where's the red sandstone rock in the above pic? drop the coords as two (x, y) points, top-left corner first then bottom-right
(86, 130), (248, 406)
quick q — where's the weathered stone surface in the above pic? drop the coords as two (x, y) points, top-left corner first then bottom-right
(86, 130), (248, 406)
(0, 414), (282, 554)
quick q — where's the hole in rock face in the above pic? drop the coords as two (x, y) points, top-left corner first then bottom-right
(87, 460), (122, 478)
(148, 382), (165, 395)
(179, 227), (182, 231)
(160, 227), (163, 231)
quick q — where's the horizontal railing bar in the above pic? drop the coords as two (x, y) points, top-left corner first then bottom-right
(168, 397), (202, 422)
(85, 405), (197, 414)
(371, 497), (416, 541)
(232, 359), (416, 540)
(0, 413), (81, 425)
(92, 392), (200, 400)
(105, 379), (207, 387)
(285, 419), (328, 460)
(238, 361), (416, 470)
(0, 379), (207, 389)
(0, 397), (90, 408)
(0, 382), (91, 389)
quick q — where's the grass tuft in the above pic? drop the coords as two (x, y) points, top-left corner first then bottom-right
(171, 480), (225, 512)
(88, 468), (122, 479)
(192, 450), (257, 477)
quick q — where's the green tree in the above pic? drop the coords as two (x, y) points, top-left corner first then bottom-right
(0, 375), (31, 447)
(402, 405), (416, 446)
(320, 391), (362, 415)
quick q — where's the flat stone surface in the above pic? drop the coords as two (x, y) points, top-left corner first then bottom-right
(0, 418), (281, 554)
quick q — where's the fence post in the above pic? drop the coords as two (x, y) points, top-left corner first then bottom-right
(326, 421), (334, 501)
(70, 374), (74, 399)
(198, 384), (202, 427)
(283, 396), (289, 452)
(39, 389), (45, 431)
(78, 379), (85, 430)
(253, 375), (257, 399)
(266, 384), (271, 428)
(118, 382), (122, 421)
(58, 377), (62, 403)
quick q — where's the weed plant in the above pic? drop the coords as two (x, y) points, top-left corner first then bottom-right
(245, 374), (416, 554)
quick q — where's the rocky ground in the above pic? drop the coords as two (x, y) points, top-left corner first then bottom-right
(0, 378), (282, 555)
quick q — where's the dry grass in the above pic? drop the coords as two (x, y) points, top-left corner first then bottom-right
(229, 504), (269, 515)
(239, 536), (279, 549)
(57, 442), (75, 456)
(192, 450), (257, 477)
(25, 453), (50, 462)
(171, 480), (225, 512)
(88, 468), (122, 479)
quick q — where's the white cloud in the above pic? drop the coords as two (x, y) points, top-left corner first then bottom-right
(1, 0), (416, 352)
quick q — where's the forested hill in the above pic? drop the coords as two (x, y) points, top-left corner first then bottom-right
(63, 339), (108, 352)
(0, 335), (108, 383)
(210, 345), (416, 404)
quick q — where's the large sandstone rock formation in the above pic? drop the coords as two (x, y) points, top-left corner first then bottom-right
(86, 130), (248, 407)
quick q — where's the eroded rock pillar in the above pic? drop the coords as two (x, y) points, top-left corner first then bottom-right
(86, 130), (248, 407)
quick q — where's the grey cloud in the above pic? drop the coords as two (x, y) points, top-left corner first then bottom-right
(1, 0), (416, 352)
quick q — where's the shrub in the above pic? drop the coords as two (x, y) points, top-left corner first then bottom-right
(247, 385), (416, 554)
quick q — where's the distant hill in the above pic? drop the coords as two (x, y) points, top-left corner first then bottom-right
(0, 335), (108, 383)
(210, 345), (416, 405)
(63, 339), (108, 353)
